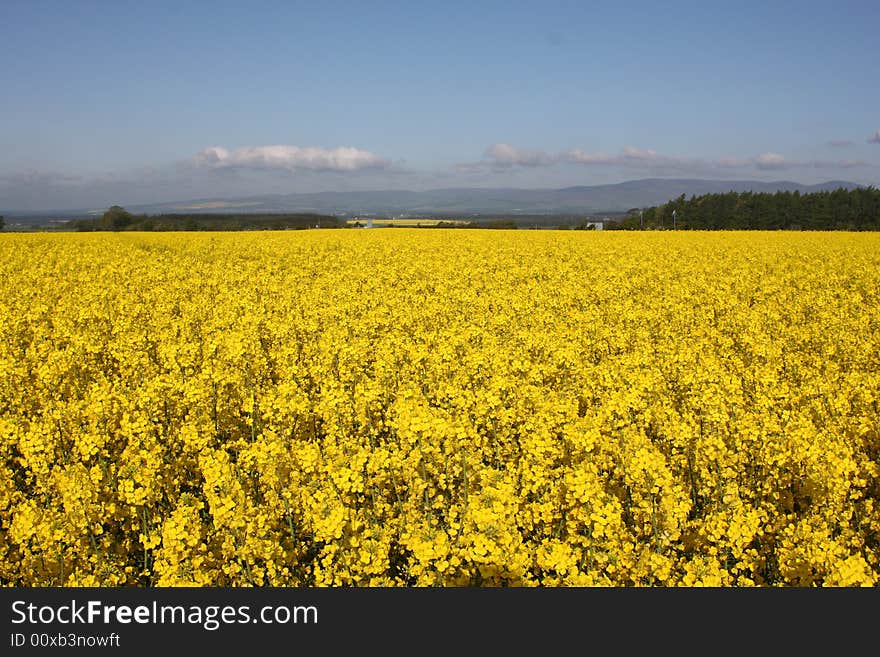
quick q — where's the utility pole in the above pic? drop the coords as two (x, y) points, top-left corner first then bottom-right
(672, 209), (677, 230)
(639, 210), (643, 230)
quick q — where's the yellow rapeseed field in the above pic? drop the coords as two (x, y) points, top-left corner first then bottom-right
(1, 229), (878, 586)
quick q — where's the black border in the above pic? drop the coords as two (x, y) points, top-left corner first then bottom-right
(1, 586), (874, 653)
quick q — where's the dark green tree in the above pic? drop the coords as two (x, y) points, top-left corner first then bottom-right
(100, 205), (133, 230)
(0, 215), (5, 230)
(637, 187), (880, 231)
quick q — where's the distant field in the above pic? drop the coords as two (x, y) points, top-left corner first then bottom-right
(1, 230), (878, 586)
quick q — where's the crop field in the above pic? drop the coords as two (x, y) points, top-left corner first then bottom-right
(0, 230), (878, 586)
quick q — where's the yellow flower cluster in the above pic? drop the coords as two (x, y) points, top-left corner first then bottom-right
(1, 230), (878, 587)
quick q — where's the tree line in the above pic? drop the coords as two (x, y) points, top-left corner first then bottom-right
(620, 186), (880, 231)
(63, 207), (522, 232)
(65, 206), (342, 231)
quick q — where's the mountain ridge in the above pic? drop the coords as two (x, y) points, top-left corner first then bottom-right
(128, 178), (865, 216)
(3, 178), (867, 218)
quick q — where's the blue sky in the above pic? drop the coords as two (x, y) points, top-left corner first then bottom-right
(2, 0), (879, 210)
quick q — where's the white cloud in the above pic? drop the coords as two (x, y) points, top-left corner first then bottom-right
(753, 153), (869, 171)
(459, 144), (873, 178)
(564, 149), (615, 165)
(567, 148), (864, 173)
(484, 143), (555, 168)
(715, 157), (752, 168)
(620, 146), (661, 162)
(869, 130), (880, 144)
(0, 169), (83, 185)
(563, 146), (694, 171)
(191, 145), (390, 172)
(755, 152), (788, 170)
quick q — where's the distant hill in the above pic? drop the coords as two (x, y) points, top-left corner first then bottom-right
(2, 179), (866, 223)
(122, 179), (864, 217)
